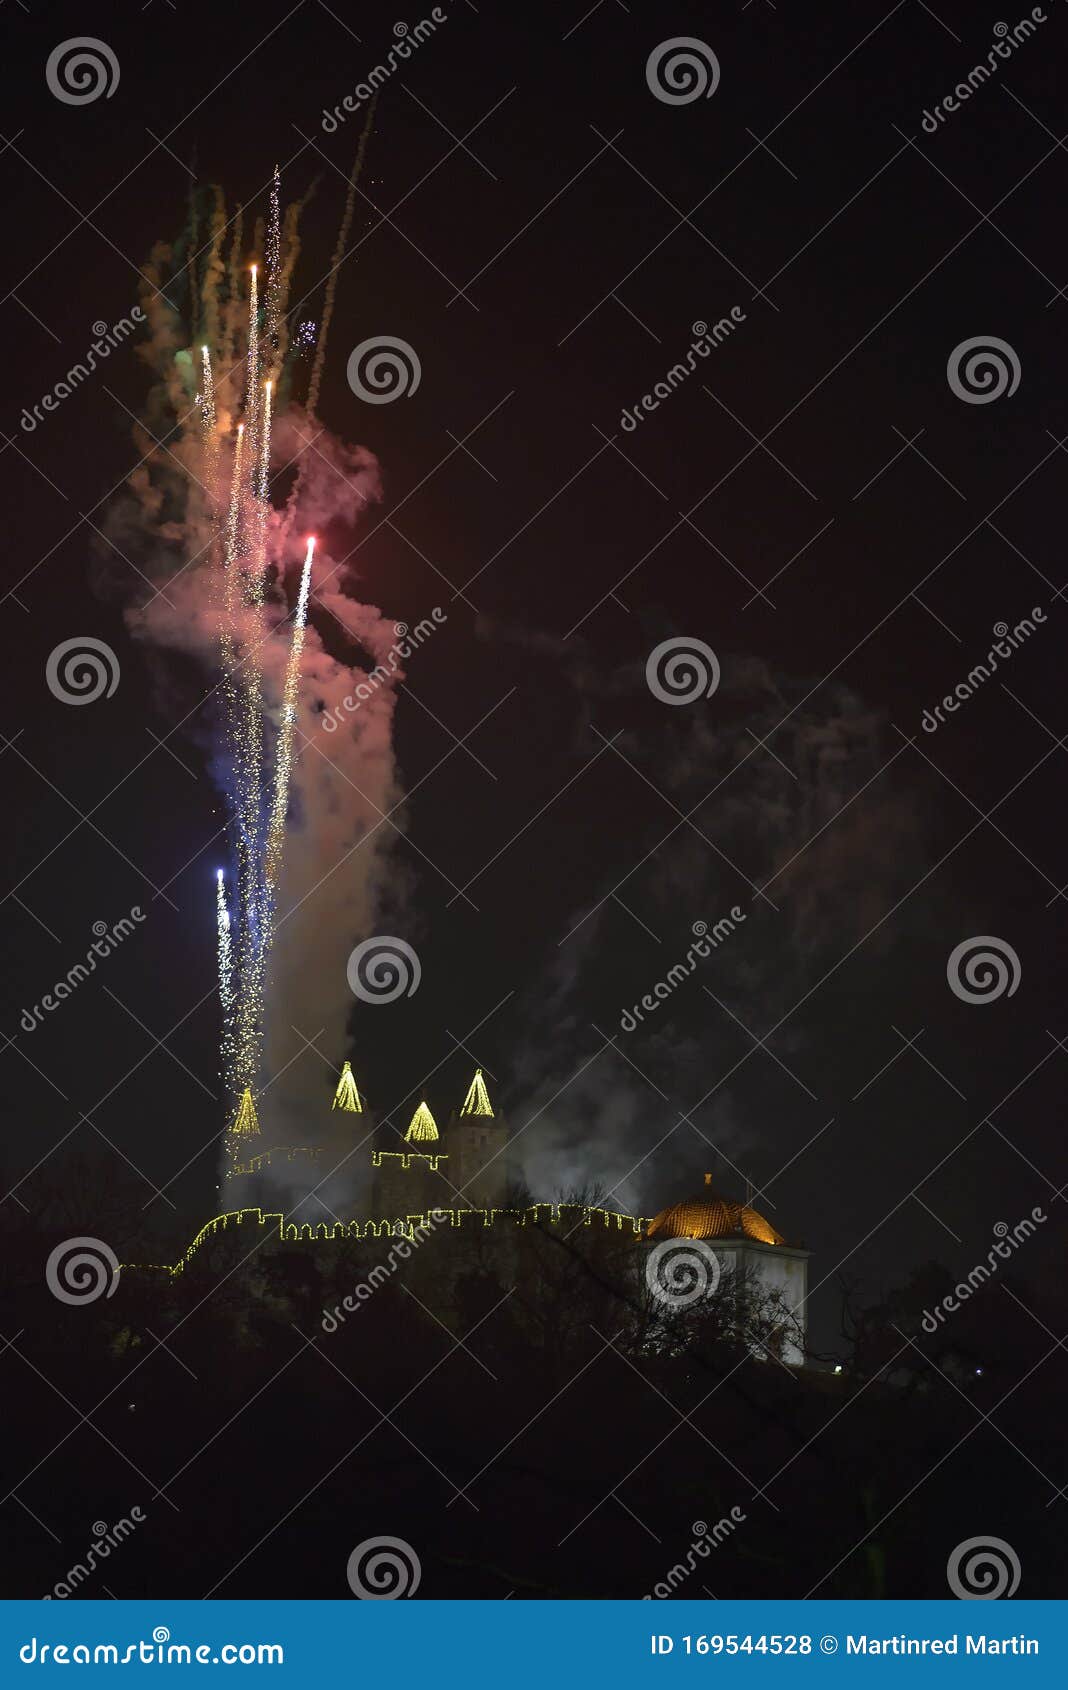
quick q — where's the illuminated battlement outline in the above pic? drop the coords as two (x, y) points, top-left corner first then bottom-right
(371, 1149), (448, 1173)
(230, 1145), (323, 1176)
(122, 1203), (651, 1277)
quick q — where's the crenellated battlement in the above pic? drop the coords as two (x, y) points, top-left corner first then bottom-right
(123, 1202), (650, 1277)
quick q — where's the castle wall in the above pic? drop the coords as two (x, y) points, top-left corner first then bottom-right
(370, 1150), (457, 1224)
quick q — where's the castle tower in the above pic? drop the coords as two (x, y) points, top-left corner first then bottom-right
(371, 1101), (453, 1223)
(310, 1060), (373, 1220)
(446, 1068), (509, 1207)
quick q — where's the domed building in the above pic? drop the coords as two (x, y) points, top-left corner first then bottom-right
(646, 1173), (809, 1365)
(136, 1080), (813, 1375)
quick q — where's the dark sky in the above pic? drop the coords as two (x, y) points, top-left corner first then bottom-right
(2, 0), (1066, 1349)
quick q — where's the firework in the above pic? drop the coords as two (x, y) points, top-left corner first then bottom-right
(153, 160), (379, 1141)
(222, 421), (245, 618)
(265, 535), (315, 892)
(216, 869), (235, 1005)
(218, 417), (268, 1103)
(199, 346), (218, 510)
(244, 263), (261, 454)
(264, 166), (284, 358)
(305, 100), (376, 419)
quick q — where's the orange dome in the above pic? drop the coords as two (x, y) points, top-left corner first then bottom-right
(646, 1174), (785, 1246)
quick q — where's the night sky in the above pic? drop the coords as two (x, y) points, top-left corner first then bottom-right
(3, 0), (1067, 1369)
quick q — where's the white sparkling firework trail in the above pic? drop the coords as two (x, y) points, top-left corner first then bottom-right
(244, 264), (261, 456)
(216, 869), (235, 1014)
(220, 420), (265, 1101)
(230, 263), (273, 1110)
(265, 536), (315, 892)
(257, 379), (273, 504)
(264, 166), (283, 359)
(249, 377), (273, 599)
(222, 422), (245, 623)
(199, 346), (219, 515)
